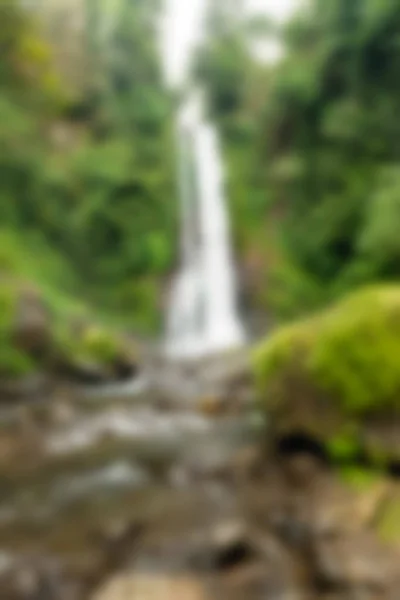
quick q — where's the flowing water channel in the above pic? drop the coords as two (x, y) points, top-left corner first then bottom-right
(163, 0), (245, 360)
(0, 373), (267, 599)
(165, 91), (245, 360)
(3, 374), (396, 600)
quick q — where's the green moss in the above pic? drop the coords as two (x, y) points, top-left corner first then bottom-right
(339, 466), (382, 491)
(55, 322), (125, 369)
(253, 285), (400, 417)
(309, 286), (400, 415)
(0, 345), (37, 378)
(0, 282), (37, 378)
(327, 431), (361, 462)
(253, 317), (316, 394)
(80, 325), (121, 364)
(377, 496), (400, 545)
(365, 443), (391, 470)
(0, 283), (17, 336)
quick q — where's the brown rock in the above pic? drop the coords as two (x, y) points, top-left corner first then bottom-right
(208, 521), (255, 570)
(218, 561), (306, 600)
(313, 531), (398, 592)
(198, 396), (225, 417)
(311, 478), (389, 538)
(216, 531), (307, 600)
(374, 485), (400, 548)
(13, 286), (51, 357)
(282, 452), (324, 488)
(92, 574), (207, 600)
(230, 445), (264, 481)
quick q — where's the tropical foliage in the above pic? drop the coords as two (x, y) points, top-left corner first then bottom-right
(0, 0), (176, 333)
(4, 0), (400, 335)
(198, 0), (400, 322)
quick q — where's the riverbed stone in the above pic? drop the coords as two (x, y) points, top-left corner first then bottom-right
(0, 280), (49, 384)
(191, 520), (256, 571)
(12, 285), (52, 358)
(313, 530), (399, 592)
(53, 322), (139, 385)
(375, 485), (400, 547)
(198, 395), (226, 417)
(92, 574), (207, 600)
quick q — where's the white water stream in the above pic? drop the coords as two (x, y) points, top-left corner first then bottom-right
(165, 91), (245, 359)
(162, 0), (301, 360)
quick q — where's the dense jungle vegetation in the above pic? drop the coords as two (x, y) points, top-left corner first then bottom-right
(3, 0), (400, 335)
(0, 0), (176, 333)
(198, 0), (400, 322)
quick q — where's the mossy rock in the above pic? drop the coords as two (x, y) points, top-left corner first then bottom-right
(0, 278), (138, 387)
(0, 279), (49, 380)
(253, 285), (400, 462)
(338, 466), (384, 492)
(376, 488), (400, 547)
(54, 322), (137, 384)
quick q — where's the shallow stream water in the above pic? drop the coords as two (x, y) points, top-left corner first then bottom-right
(2, 368), (399, 600)
(0, 368), (266, 596)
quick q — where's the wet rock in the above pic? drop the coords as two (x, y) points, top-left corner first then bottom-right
(219, 566), (306, 600)
(58, 361), (114, 386)
(310, 477), (389, 539)
(375, 486), (400, 547)
(362, 419), (400, 468)
(12, 286), (51, 359)
(216, 532), (307, 600)
(230, 445), (265, 482)
(281, 452), (324, 488)
(205, 521), (255, 570)
(220, 374), (255, 415)
(92, 574), (207, 600)
(258, 465), (389, 549)
(0, 558), (84, 600)
(313, 531), (398, 593)
(2, 565), (41, 599)
(198, 396), (226, 417)
(0, 373), (50, 403)
(94, 520), (146, 569)
(54, 323), (139, 386)
(196, 351), (255, 415)
(168, 465), (191, 488)
(47, 399), (76, 427)
(181, 441), (234, 483)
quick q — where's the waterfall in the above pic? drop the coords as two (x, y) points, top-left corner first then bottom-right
(165, 91), (245, 359)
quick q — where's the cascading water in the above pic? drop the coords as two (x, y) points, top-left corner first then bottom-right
(165, 90), (245, 359)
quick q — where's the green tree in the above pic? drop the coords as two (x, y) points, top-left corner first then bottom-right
(0, 0), (176, 333)
(199, 0), (400, 322)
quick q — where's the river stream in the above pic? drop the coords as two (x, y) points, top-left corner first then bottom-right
(1, 367), (399, 600)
